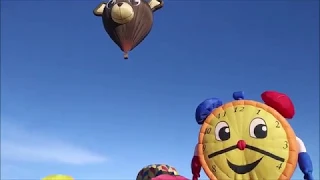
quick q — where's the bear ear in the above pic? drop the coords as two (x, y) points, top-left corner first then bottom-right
(261, 91), (295, 119)
(195, 98), (223, 125)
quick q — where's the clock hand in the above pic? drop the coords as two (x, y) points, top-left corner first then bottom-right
(208, 145), (237, 158)
(208, 144), (285, 163)
(246, 145), (284, 162)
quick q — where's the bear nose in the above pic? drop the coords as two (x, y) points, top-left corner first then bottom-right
(117, 2), (123, 6)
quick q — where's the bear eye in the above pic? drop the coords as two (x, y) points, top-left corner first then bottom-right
(129, 0), (140, 6)
(249, 118), (268, 139)
(107, 0), (116, 8)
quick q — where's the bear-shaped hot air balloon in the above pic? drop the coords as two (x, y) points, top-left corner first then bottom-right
(93, 0), (163, 59)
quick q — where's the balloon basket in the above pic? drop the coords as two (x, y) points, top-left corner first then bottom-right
(124, 53), (129, 60)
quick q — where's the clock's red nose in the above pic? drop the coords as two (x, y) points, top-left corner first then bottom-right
(237, 140), (246, 150)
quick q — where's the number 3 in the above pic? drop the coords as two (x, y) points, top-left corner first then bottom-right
(283, 141), (288, 149)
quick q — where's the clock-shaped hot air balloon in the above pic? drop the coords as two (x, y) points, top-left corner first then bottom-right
(193, 91), (314, 180)
(93, 0), (164, 59)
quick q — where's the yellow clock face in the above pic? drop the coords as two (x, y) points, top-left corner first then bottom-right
(198, 100), (298, 180)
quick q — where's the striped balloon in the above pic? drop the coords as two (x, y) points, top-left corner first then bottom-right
(136, 164), (179, 180)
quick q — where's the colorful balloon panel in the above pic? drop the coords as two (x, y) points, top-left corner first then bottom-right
(152, 174), (189, 180)
(136, 164), (179, 180)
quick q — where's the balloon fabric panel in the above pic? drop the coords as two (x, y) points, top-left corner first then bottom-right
(136, 164), (179, 180)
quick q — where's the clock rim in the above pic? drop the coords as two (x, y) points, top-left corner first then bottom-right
(197, 100), (298, 180)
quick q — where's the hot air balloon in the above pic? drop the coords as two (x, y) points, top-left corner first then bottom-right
(93, 0), (164, 59)
(42, 174), (74, 180)
(152, 174), (189, 180)
(136, 164), (179, 180)
(193, 91), (314, 180)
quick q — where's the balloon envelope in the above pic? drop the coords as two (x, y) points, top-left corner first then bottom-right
(136, 164), (179, 180)
(42, 174), (74, 180)
(152, 174), (189, 180)
(101, 0), (154, 54)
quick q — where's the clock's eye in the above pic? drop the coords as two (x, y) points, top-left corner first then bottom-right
(215, 121), (230, 141)
(249, 118), (268, 139)
(107, 0), (116, 8)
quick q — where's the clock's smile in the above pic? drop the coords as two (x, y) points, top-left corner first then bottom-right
(227, 157), (263, 174)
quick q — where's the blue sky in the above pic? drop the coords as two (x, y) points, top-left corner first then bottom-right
(1, 0), (319, 179)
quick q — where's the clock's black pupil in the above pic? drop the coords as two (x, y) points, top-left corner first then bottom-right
(219, 127), (230, 141)
(254, 124), (267, 138)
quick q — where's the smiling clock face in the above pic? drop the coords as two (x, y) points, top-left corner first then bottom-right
(198, 100), (298, 180)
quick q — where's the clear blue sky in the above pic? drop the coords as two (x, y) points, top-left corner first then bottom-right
(1, 0), (319, 179)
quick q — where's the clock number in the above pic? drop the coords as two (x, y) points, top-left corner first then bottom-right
(283, 141), (288, 149)
(202, 144), (206, 152)
(276, 162), (283, 170)
(234, 107), (244, 112)
(275, 121), (280, 128)
(211, 165), (216, 173)
(216, 112), (226, 119)
(205, 127), (212, 134)
(256, 109), (261, 115)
